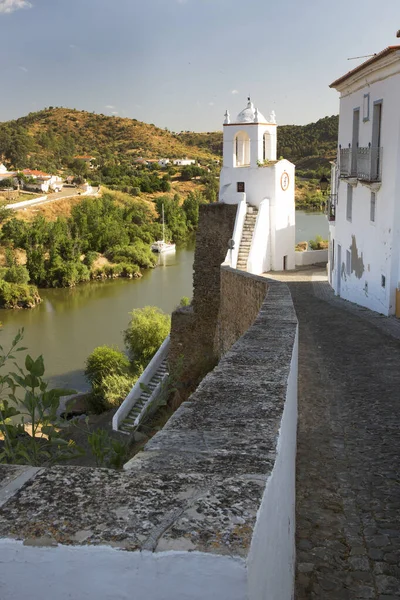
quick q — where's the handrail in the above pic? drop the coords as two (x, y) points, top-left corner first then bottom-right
(134, 373), (169, 427)
(112, 335), (170, 431)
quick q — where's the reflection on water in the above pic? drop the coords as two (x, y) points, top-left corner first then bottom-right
(0, 242), (195, 391)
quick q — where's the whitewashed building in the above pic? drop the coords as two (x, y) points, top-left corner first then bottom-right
(219, 98), (295, 274)
(173, 158), (196, 166)
(328, 45), (400, 316)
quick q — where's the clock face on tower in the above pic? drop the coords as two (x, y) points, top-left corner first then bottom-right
(281, 172), (290, 191)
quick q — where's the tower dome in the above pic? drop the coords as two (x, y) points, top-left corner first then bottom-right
(236, 98), (267, 123)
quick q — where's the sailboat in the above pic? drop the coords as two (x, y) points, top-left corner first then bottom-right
(151, 204), (176, 253)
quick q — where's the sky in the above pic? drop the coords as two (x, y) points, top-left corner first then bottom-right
(0, 0), (399, 131)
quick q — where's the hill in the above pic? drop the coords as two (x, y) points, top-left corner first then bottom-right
(178, 115), (339, 172)
(0, 108), (218, 172)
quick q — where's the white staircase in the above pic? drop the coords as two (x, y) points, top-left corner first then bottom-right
(119, 360), (168, 433)
(237, 206), (258, 271)
(112, 336), (170, 434)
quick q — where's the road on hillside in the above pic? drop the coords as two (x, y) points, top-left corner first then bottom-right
(9, 186), (100, 211)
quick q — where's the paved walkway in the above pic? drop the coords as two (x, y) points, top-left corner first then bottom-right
(267, 268), (400, 599)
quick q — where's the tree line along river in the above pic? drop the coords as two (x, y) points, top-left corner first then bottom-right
(0, 211), (327, 392)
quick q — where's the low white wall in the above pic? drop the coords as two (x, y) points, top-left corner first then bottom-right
(112, 336), (170, 431)
(247, 327), (298, 600)
(224, 196), (247, 268)
(6, 195), (47, 209)
(295, 249), (328, 266)
(0, 541), (247, 600)
(247, 197), (270, 274)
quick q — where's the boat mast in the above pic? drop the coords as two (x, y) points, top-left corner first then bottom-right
(162, 204), (165, 242)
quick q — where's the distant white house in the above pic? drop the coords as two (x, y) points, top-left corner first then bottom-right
(173, 158), (196, 166)
(328, 44), (400, 316)
(22, 169), (63, 193)
(158, 159), (170, 167)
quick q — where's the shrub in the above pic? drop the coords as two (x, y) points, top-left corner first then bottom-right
(99, 373), (136, 410)
(309, 235), (328, 250)
(0, 280), (40, 308)
(179, 296), (191, 307)
(83, 251), (99, 269)
(85, 345), (130, 387)
(4, 265), (30, 285)
(124, 306), (171, 374)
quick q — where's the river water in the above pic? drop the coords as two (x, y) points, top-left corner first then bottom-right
(0, 212), (327, 391)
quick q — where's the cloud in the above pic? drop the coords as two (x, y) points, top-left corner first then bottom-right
(69, 44), (78, 49)
(231, 89), (239, 95)
(111, 111), (118, 116)
(208, 102), (214, 106)
(18, 65), (28, 72)
(105, 105), (115, 109)
(0, 0), (33, 14)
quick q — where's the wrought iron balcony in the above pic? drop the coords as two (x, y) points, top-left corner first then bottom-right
(326, 194), (337, 222)
(339, 148), (355, 177)
(339, 146), (382, 182)
(356, 146), (382, 182)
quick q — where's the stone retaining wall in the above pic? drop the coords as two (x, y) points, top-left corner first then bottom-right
(216, 266), (269, 358)
(0, 276), (298, 600)
(169, 203), (237, 398)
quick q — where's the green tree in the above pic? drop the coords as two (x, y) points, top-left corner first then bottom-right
(124, 306), (170, 374)
(85, 345), (130, 387)
(183, 190), (205, 230)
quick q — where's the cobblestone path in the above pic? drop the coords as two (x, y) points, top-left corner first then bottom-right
(287, 276), (400, 599)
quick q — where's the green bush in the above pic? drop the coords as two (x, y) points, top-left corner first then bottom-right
(124, 306), (171, 373)
(309, 235), (328, 250)
(99, 373), (136, 410)
(0, 280), (40, 308)
(3, 265), (30, 285)
(83, 251), (99, 269)
(179, 296), (190, 307)
(85, 345), (130, 387)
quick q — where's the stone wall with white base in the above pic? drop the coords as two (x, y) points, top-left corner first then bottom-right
(0, 277), (298, 600)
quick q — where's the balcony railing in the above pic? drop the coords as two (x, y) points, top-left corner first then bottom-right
(326, 194), (337, 222)
(339, 146), (382, 182)
(339, 148), (355, 177)
(356, 146), (382, 182)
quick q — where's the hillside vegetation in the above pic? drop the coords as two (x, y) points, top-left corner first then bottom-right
(0, 108), (218, 172)
(0, 109), (338, 174)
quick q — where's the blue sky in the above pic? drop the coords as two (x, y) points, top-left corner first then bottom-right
(0, 0), (399, 131)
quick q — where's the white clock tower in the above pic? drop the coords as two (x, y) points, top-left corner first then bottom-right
(219, 98), (295, 273)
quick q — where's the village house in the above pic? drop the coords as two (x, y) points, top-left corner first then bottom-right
(22, 169), (63, 193)
(328, 45), (400, 316)
(173, 158), (196, 166)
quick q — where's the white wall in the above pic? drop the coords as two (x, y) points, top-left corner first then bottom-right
(219, 158), (295, 273)
(224, 196), (247, 268)
(331, 62), (400, 315)
(247, 327), (298, 600)
(295, 249), (328, 267)
(0, 541), (247, 600)
(247, 198), (270, 274)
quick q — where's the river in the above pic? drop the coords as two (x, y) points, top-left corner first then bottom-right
(0, 212), (327, 391)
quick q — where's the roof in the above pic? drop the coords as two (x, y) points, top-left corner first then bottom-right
(235, 99), (267, 124)
(22, 169), (51, 178)
(330, 45), (400, 88)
